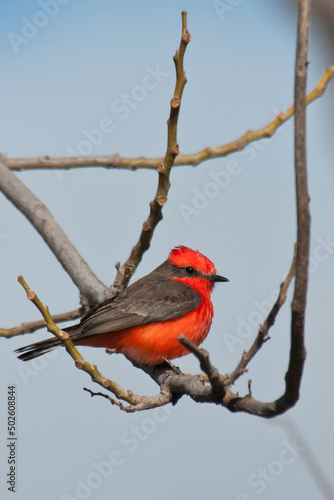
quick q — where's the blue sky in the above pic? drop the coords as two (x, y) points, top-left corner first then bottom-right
(1, 1), (334, 499)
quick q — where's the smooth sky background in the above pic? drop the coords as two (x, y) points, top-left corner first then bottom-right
(1, 1), (334, 499)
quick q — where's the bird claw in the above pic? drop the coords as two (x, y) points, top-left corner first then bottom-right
(161, 357), (183, 375)
(105, 348), (117, 355)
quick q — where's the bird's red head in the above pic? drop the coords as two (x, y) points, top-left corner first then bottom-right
(167, 246), (228, 293)
(168, 245), (217, 275)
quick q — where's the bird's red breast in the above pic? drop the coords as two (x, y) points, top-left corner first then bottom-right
(77, 288), (214, 365)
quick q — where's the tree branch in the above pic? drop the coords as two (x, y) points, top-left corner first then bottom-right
(284, 0), (310, 403)
(177, 335), (227, 398)
(4, 66), (333, 172)
(0, 308), (84, 338)
(225, 0), (311, 416)
(110, 11), (191, 294)
(0, 156), (108, 307)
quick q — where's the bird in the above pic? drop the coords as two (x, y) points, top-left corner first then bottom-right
(15, 246), (228, 365)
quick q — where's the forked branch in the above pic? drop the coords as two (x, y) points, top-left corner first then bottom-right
(0, 307), (83, 338)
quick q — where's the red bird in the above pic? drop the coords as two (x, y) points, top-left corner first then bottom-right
(16, 246), (228, 365)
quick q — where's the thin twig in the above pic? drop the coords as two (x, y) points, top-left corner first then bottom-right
(111, 11), (191, 294)
(0, 308), (84, 338)
(225, 244), (297, 387)
(224, 0), (311, 417)
(284, 0), (310, 404)
(3, 66), (333, 172)
(177, 335), (226, 398)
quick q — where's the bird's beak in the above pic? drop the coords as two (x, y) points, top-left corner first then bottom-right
(210, 274), (229, 283)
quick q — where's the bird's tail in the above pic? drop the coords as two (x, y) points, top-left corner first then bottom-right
(15, 324), (80, 361)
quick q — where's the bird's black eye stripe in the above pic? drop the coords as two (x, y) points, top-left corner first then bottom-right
(185, 266), (196, 275)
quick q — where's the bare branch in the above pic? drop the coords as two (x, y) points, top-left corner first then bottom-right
(0, 156), (108, 307)
(224, 0), (311, 417)
(111, 11), (191, 294)
(0, 308), (83, 338)
(4, 66), (333, 172)
(284, 0), (310, 403)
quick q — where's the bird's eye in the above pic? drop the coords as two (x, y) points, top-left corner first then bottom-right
(185, 266), (195, 275)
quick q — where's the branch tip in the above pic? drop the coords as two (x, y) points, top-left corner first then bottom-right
(181, 10), (188, 35)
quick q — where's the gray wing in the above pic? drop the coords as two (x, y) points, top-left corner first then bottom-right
(71, 274), (202, 339)
(15, 265), (202, 360)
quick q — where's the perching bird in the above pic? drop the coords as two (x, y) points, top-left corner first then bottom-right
(16, 246), (228, 365)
